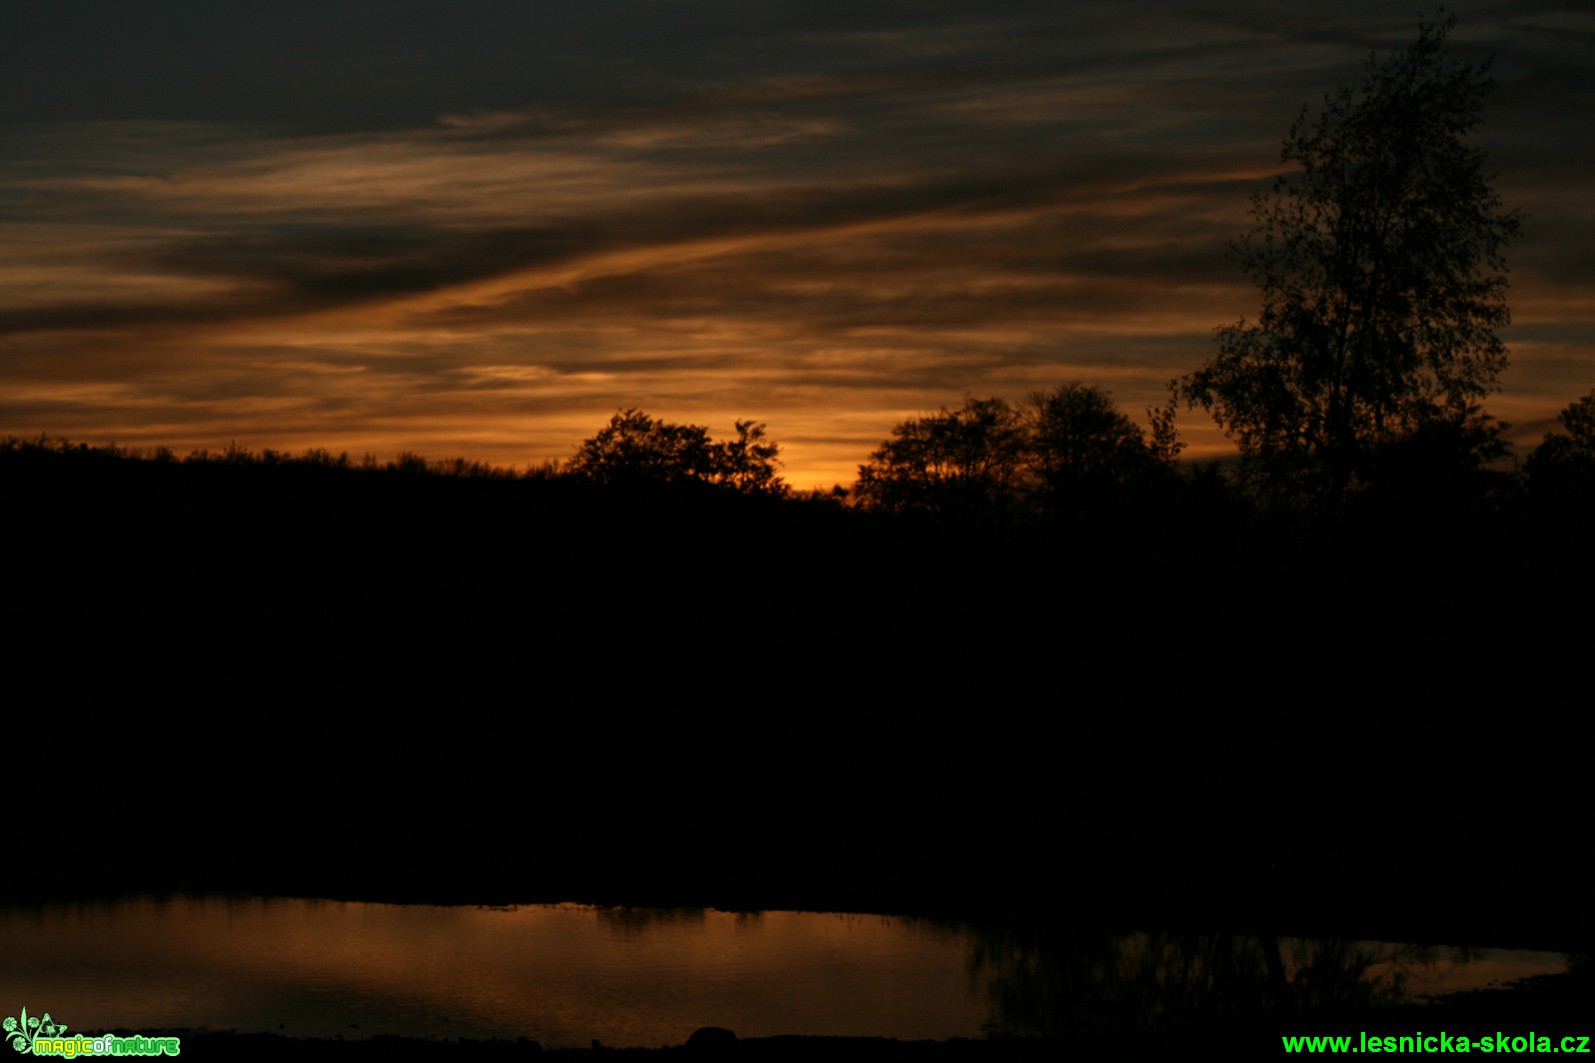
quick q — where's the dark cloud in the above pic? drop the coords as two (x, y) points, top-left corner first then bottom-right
(2, 0), (1590, 481)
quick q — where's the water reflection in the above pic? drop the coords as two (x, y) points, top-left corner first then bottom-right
(972, 928), (1556, 1038)
(0, 897), (981, 1047)
(0, 897), (1565, 1047)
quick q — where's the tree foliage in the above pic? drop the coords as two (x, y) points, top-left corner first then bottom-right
(566, 408), (786, 495)
(1175, 15), (1520, 501)
(1028, 384), (1181, 494)
(853, 385), (1177, 518)
(853, 396), (1027, 517)
(714, 419), (787, 496)
(1524, 389), (1595, 500)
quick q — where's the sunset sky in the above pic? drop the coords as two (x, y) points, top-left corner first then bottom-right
(4, 1), (1591, 487)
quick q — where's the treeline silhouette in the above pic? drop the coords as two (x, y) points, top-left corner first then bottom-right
(4, 416), (1591, 952)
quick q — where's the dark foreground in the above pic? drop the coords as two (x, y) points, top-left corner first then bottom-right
(9, 450), (1594, 953)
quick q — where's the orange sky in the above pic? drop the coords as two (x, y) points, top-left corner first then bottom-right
(2, 3), (1591, 487)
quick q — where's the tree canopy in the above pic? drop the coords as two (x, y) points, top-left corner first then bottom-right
(1524, 389), (1595, 502)
(853, 396), (1027, 517)
(853, 385), (1176, 518)
(566, 408), (785, 495)
(1028, 384), (1181, 495)
(1174, 15), (1520, 502)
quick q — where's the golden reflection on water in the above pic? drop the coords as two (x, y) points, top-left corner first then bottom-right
(0, 897), (1568, 1047)
(0, 897), (982, 1046)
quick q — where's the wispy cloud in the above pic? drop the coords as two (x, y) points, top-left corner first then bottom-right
(2, 0), (1589, 484)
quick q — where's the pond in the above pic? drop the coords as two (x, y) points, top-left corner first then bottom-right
(0, 896), (1568, 1048)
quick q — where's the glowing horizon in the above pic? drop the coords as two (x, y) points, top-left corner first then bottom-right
(3, 3), (1590, 490)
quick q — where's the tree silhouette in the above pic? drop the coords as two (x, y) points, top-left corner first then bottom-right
(854, 386), (1177, 518)
(1524, 389), (1595, 502)
(1174, 15), (1520, 504)
(1027, 384), (1180, 502)
(853, 396), (1027, 517)
(713, 419), (785, 496)
(566, 408), (786, 494)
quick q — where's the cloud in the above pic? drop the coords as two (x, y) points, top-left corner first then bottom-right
(2, 1), (1589, 484)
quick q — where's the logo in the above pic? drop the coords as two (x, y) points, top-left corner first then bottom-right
(4, 1009), (180, 1058)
